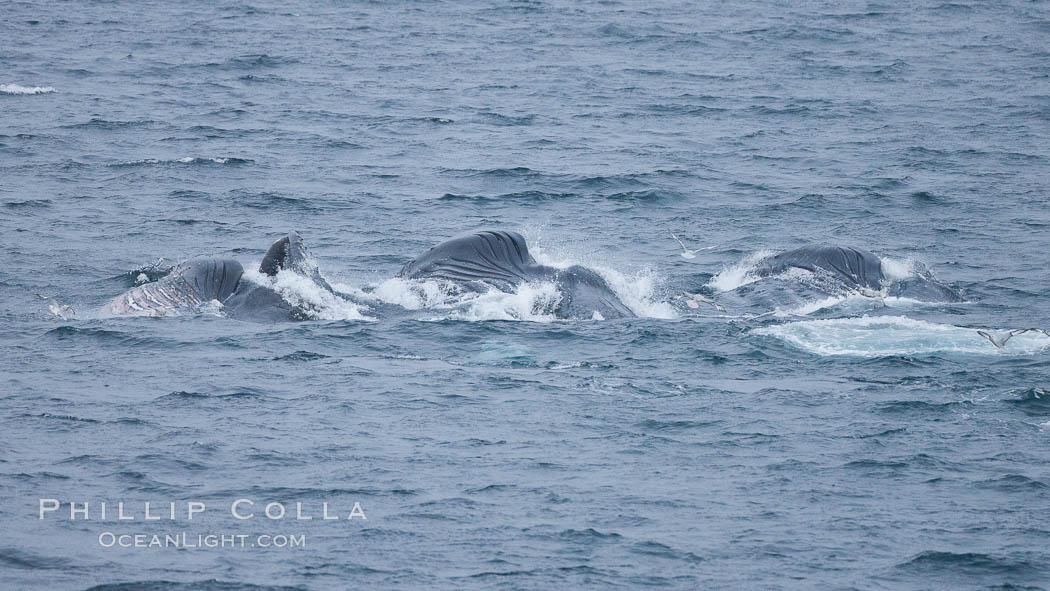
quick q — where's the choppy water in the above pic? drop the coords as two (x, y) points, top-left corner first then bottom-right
(3, 1), (1050, 589)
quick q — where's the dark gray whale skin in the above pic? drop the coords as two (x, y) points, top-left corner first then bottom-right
(755, 245), (962, 302)
(106, 232), (317, 320)
(398, 230), (635, 319)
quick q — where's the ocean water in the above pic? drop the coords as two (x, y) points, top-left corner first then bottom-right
(3, 0), (1050, 589)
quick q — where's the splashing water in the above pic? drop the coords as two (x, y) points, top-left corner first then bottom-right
(879, 256), (923, 280)
(528, 239), (677, 319)
(367, 278), (470, 310)
(365, 277), (564, 322)
(707, 250), (775, 292)
(241, 268), (371, 321)
(450, 282), (564, 322)
(590, 265), (676, 319)
(0, 83), (56, 95)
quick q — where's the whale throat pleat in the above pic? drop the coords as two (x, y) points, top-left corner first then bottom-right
(109, 259), (244, 316)
(399, 231), (539, 290)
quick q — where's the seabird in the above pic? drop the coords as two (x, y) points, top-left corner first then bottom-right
(976, 328), (1050, 349)
(674, 292), (726, 312)
(671, 232), (714, 260)
(36, 293), (74, 320)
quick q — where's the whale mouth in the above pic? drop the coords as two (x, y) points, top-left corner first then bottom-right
(259, 235), (294, 277)
(259, 231), (318, 277)
(258, 231), (332, 289)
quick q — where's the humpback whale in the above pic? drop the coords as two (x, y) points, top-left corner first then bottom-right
(105, 232), (326, 320)
(753, 246), (963, 302)
(704, 245), (963, 315)
(398, 230), (635, 319)
(105, 231), (960, 324)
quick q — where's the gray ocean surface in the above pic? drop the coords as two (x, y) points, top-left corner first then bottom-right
(3, 1), (1050, 589)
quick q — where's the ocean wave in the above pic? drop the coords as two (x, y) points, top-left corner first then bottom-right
(60, 118), (164, 130)
(438, 190), (671, 203)
(1005, 388), (1050, 416)
(22, 412), (100, 424)
(272, 350), (330, 362)
(201, 485), (416, 499)
(110, 157), (253, 167)
(231, 191), (316, 211)
(83, 580), (308, 591)
(0, 548), (70, 570)
(897, 550), (1043, 577)
(3, 198), (52, 209)
(42, 326), (174, 347)
(605, 190), (669, 201)
(436, 167), (691, 193)
(439, 191), (576, 202)
(477, 111), (536, 126)
(975, 474), (1047, 491)
(154, 389), (271, 403)
(876, 400), (968, 415)
(444, 166), (543, 179)
(629, 540), (705, 563)
(754, 316), (1050, 357)
(0, 83), (56, 95)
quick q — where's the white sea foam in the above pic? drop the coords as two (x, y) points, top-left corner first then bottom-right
(478, 342), (534, 360)
(116, 157), (241, 166)
(754, 316), (1050, 357)
(879, 256), (921, 280)
(450, 282), (563, 322)
(366, 277), (564, 322)
(199, 299), (226, 317)
(368, 278), (464, 310)
(0, 83), (56, 95)
(770, 294), (942, 318)
(707, 250), (775, 292)
(771, 295), (856, 317)
(242, 268), (371, 321)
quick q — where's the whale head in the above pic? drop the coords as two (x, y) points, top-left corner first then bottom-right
(259, 231), (333, 291)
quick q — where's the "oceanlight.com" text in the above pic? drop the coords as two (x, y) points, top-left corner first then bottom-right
(97, 532), (307, 549)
